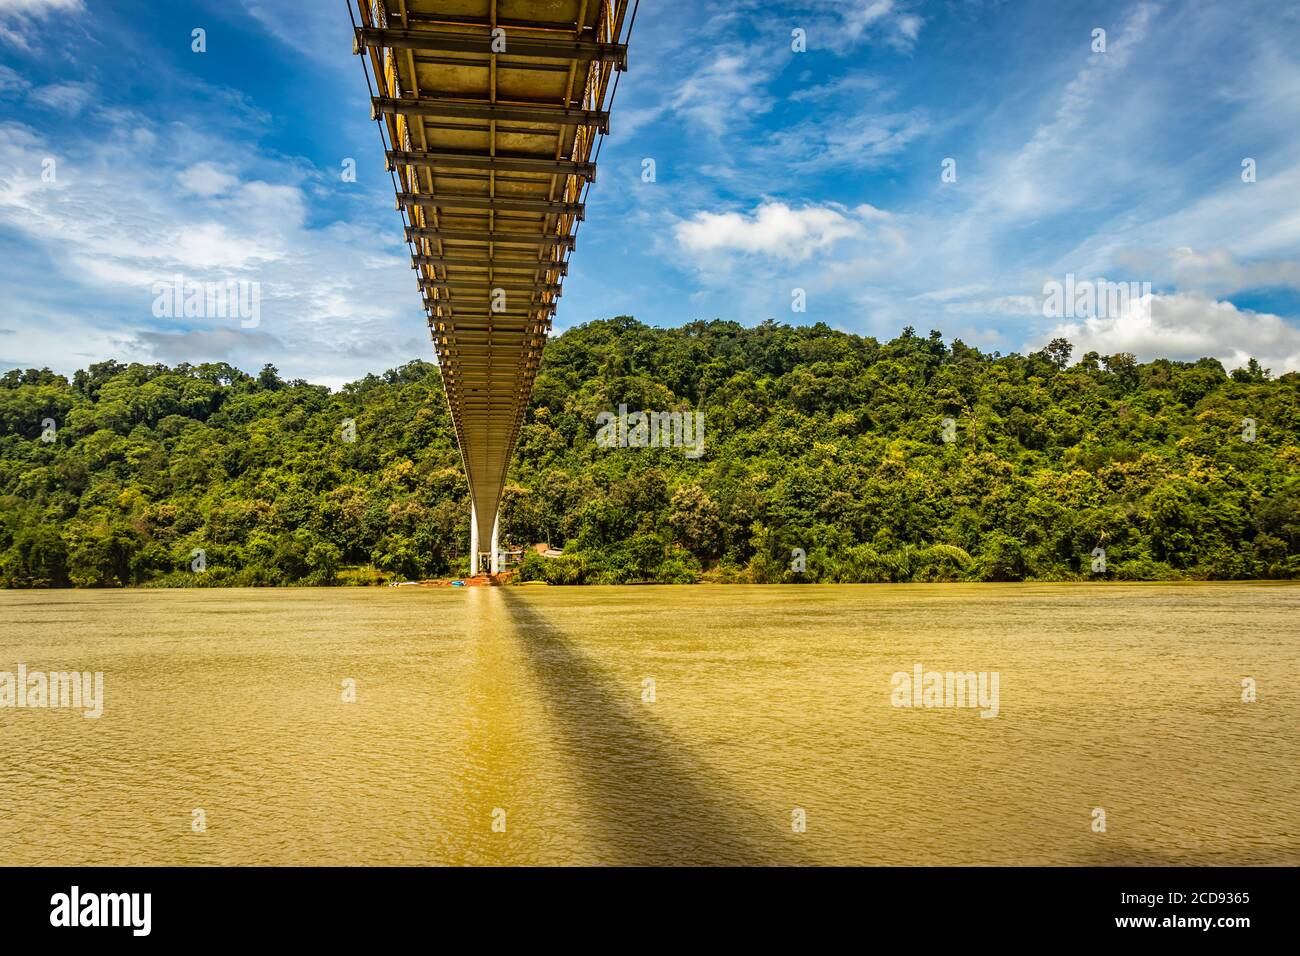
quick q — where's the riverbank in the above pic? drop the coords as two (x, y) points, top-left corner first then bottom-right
(5, 324), (1298, 590)
(9, 565), (1298, 589)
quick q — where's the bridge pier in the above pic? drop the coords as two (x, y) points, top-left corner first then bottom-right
(469, 501), (479, 577)
(490, 512), (500, 575)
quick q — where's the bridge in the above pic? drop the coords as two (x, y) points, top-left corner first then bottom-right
(349, 0), (635, 576)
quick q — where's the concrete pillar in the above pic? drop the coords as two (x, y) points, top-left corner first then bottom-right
(469, 500), (479, 577)
(490, 512), (500, 575)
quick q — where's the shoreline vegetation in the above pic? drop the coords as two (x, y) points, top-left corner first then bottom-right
(2, 317), (1297, 588)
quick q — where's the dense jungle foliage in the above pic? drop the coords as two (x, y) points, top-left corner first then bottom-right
(1, 318), (1297, 586)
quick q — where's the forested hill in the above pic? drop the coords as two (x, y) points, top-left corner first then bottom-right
(2, 318), (1298, 587)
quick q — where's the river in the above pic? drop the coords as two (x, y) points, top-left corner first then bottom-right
(1, 583), (1296, 865)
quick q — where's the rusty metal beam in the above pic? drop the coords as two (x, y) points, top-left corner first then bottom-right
(354, 26), (628, 69)
(373, 96), (609, 133)
(387, 149), (595, 180)
(397, 190), (584, 218)
(420, 278), (562, 293)
(406, 226), (575, 250)
(412, 254), (567, 274)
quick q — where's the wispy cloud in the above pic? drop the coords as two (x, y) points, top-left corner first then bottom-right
(788, 72), (883, 103)
(0, 0), (82, 49)
(237, 0), (352, 61)
(826, 0), (924, 53)
(31, 80), (93, 114)
(669, 49), (775, 137)
(2, 0), (1298, 384)
(769, 107), (929, 172)
(0, 103), (422, 387)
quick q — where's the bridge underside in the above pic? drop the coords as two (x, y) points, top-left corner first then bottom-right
(355, 0), (629, 570)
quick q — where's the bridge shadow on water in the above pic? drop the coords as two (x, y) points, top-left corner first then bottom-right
(500, 589), (806, 866)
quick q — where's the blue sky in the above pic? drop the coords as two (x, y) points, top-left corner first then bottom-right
(1, 0), (1298, 388)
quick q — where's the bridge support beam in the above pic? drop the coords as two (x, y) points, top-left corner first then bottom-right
(490, 512), (500, 576)
(469, 501), (479, 577)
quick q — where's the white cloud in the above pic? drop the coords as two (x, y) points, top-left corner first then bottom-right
(0, 106), (424, 387)
(979, 2), (1158, 222)
(820, 0), (925, 53)
(0, 0), (81, 9)
(237, 0), (349, 61)
(912, 284), (994, 303)
(133, 327), (285, 365)
(789, 73), (882, 103)
(660, 200), (913, 330)
(767, 0), (1300, 354)
(0, 63), (25, 94)
(674, 201), (879, 262)
(178, 162), (240, 198)
(610, 103), (667, 139)
(938, 295), (1041, 316)
(1037, 292), (1300, 374)
(0, 129), (289, 275)
(31, 81), (92, 114)
(1111, 246), (1300, 298)
(670, 50), (772, 137)
(769, 107), (928, 171)
(0, 0), (82, 48)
